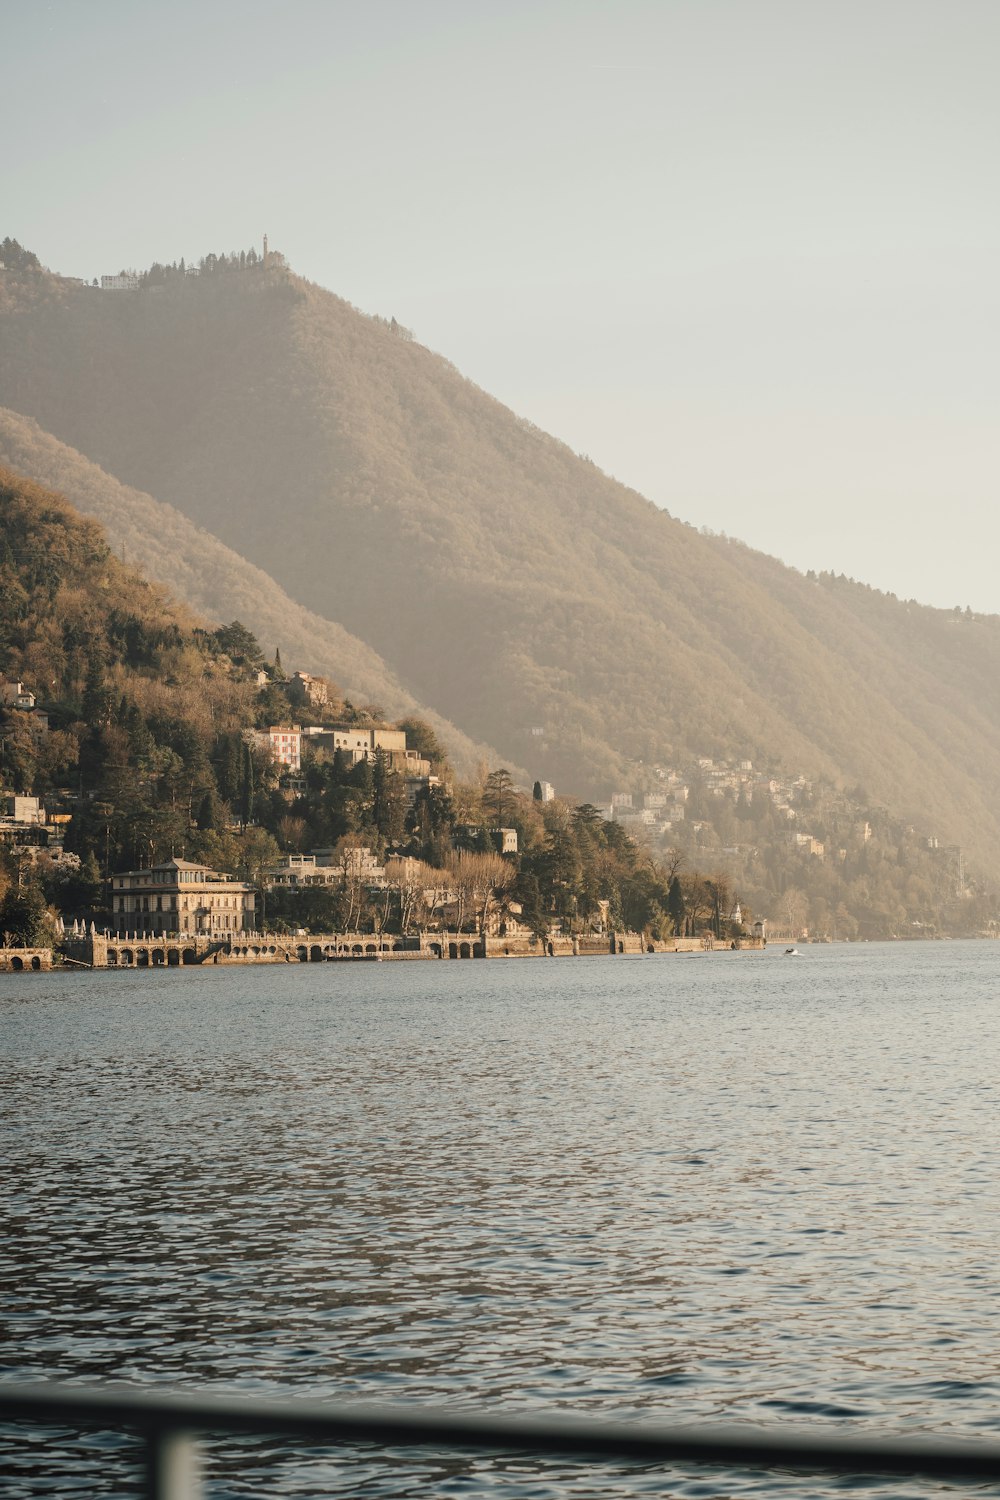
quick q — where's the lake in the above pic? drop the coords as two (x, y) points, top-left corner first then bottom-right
(3, 941), (1000, 1496)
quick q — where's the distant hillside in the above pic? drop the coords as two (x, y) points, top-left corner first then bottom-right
(0, 409), (501, 778)
(2, 255), (1000, 875)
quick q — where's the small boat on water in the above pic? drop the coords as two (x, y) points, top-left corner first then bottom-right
(784, 947), (801, 956)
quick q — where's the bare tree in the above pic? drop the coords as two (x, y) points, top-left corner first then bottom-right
(448, 850), (515, 935)
(333, 836), (370, 931)
(779, 886), (809, 937)
(384, 856), (436, 932)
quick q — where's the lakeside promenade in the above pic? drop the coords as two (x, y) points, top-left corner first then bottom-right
(4, 930), (764, 972)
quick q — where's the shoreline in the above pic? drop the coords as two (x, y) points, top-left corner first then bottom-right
(5, 930), (768, 973)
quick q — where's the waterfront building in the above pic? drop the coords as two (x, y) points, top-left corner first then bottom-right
(111, 858), (256, 936)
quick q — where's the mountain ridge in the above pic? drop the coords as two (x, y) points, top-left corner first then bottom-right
(1, 253), (999, 876)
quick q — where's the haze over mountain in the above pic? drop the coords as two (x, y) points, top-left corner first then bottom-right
(2, 252), (1000, 875)
(0, 407), (500, 778)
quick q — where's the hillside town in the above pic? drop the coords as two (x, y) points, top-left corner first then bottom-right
(0, 627), (988, 968)
(0, 436), (994, 972)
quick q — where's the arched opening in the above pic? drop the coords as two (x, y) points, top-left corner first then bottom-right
(310, 946), (323, 963)
(429, 943), (442, 958)
(30, 956), (41, 970)
(182, 948), (197, 965)
(459, 942), (472, 959)
(352, 944), (363, 955)
(448, 942), (458, 959)
(365, 944), (376, 955)
(152, 949), (165, 965)
(296, 945), (308, 962)
(11, 956), (23, 971)
(121, 949), (134, 966)
(547, 942), (554, 957)
(137, 950), (150, 968)
(167, 949), (180, 966)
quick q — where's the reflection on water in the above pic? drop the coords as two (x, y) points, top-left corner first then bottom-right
(3, 943), (1000, 1495)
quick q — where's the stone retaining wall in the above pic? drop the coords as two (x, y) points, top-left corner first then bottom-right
(0, 947), (53, 971)
(58, 929), (763, 969)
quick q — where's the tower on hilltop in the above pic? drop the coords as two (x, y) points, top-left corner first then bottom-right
(262, 233), (269, 268)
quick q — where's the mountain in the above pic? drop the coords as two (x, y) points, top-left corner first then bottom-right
(2, 254), (1000, 875)
(0, 408), (500, 778)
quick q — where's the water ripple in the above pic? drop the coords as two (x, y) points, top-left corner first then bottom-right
(3, 944), (1000, 1495)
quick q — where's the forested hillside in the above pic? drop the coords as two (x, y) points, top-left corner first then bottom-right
(0, 408), (502, 779)
(0, 470), (723, 945)
(2, 248), (1000, 878)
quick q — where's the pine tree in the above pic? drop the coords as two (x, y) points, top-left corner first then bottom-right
(240, 741), (255, 830)
(667, 875), (685, 936)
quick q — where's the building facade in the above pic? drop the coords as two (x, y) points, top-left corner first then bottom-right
(252, 725), (302, 772)
(0, 679), (37, 709)
(111, 858), (256, 936)
(301, 725), (430, 778)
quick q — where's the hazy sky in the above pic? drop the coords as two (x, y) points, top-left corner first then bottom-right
(7, 1), (1000, 611)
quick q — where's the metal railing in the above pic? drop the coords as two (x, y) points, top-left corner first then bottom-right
(4, 1382), (1000, 1498)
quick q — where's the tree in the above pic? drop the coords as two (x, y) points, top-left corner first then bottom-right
(447, 850), (514, 935)
(239, 739), (255, 830)
(384, 857), (434, 932)
(397, 717), (446, 766)
(236, 827), (281, 930)
(371, 751), (407, 845)
(484, 768), (513, 826)
(0, 237), (41, 272)
(81, 654), (114, 730)
(705, 874), (732, 938)
(0, 884), (48, 946)
(667, 875), (685, 935)
(331, 837), (371, 931)
(514, 870), (547, 941)
(213, 621), (263, 669)
(277, 814), (308, 851)
(408, 782), (454, 866)
(778, 886), (809, 937)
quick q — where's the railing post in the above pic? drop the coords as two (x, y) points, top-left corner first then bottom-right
(144, 1429), (202, 1500)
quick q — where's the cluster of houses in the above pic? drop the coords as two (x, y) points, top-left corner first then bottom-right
(0, 678), (66, 859)
(601, 756), (886, 868)
(602, 757), (834, 857)
(247, 672), (435, 798)
(1, 660), (527, 940)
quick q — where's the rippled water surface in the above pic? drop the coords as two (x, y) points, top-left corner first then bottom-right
(3, 942), (1000, 1496)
